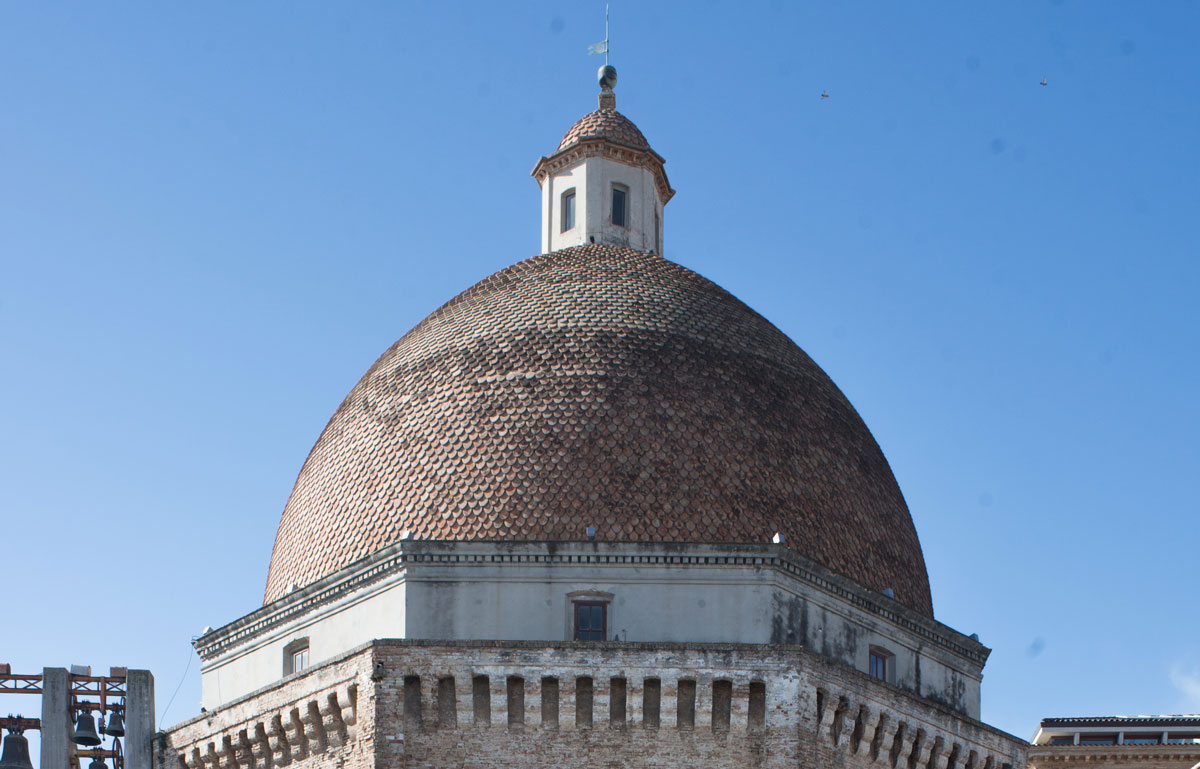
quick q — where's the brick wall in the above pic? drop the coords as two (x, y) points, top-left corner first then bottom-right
(162, 651), (369, 769)
(162, 640), (1025, 769)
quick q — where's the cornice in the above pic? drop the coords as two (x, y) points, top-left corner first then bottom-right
(194, 544), (410, 661)
(1029, 744), (1200, 764)
(531, 137), (675, 204)
(195, 541), (987, 668)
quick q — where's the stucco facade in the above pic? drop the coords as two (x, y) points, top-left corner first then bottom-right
(198, 543), (987, 717)
(538, 153), (664, 254)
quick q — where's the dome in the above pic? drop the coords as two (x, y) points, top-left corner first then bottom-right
(557, 106), (650, 151)
(264, 245), (934, 617)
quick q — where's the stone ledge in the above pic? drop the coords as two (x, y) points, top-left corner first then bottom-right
(194, 542), (988, 669)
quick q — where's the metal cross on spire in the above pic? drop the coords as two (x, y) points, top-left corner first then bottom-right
(587, 5), (610, 65)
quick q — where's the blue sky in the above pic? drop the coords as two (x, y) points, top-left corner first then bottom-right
(1, 1), (1197, 742)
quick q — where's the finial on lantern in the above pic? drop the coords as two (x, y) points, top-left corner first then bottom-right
(588, 5), (617, 109)
(598, 64), (617, 90)
(598, 65), (618, 110)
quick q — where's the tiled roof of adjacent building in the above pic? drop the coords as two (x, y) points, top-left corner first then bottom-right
(1041, 716), (1200, 728)
(263, 245), (934, 617)
(557, 106), (650, 151)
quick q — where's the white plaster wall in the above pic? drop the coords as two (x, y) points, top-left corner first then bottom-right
(543, 165), (589, 253)
(404, 569), (774, 644)
(401, 560), (981, 717)
(853, 623), (981, 716)
(198, 543), (984, 718)
(199, 579), (407, 709)
(543, 157), (662, 254)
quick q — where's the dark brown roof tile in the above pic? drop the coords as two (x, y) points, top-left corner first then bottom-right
(263, 245), (934, 617)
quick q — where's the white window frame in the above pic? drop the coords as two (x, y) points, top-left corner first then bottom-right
(283, 637), (310, 676)
(561, 188), (576, 232)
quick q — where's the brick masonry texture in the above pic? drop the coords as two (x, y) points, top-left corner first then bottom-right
(161, 641), (1024, 769)
(165, 659), (365, 769)
(263, 244), (934, 616)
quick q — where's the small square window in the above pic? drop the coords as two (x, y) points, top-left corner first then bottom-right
(561, 189), (576, 232)
(868, 648), (890, 682)
(574, 601), (607, 640)
(611, 186), (627, 228)
(283, 638), (310, 676)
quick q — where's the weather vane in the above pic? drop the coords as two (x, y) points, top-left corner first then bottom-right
(587, 5), (610, 66)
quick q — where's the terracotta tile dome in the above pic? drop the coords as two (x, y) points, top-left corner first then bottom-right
(264, 245), (934, 616)
(557, 106), (650, 151)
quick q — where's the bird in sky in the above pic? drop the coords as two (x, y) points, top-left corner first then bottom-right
(1040, 77), (1048, 86)
(821, 90), (829, 99)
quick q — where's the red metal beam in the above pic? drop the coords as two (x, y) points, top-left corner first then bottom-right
(0, 716), (41, 731)
(0, 673), (44, 693)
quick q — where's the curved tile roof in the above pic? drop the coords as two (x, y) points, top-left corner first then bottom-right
(557, 107), (650, 151)
(264, 245), (933, 617)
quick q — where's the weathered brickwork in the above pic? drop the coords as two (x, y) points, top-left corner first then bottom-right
(162, 640), (1024, 769)
(163, 655), (367, 769)
(263, 243), (934, 618)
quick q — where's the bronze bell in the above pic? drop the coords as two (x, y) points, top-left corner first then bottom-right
(0, 729), (35, 769)
(104, 710), (125, 737)
(88, 757), (107, 769)
(71, 711), (102, 746)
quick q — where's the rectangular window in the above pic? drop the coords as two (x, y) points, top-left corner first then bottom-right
(676, 679), (696, 729)
(610, 677), (627, 726)
(1078, 734), (1117, 746)
(642, 678), (661, 728)
(748, 681), (766, 732)
(1048, 736), (1074, 746)
(712, 680), (732, 732)
(283, 638), (310, 676)
(561, 189), (576, 231)
(1122, 735), (1160, 745)
(868, 648), (890, 682)
(472, 675), (491, 726)
(507, 676), (525, 727)
(403, 675), (422, 728)
(611, 185), (627, 227)
(437, 677), (457, 729)
(541, 677), (559, 728)
(576, 677), (593, 728)
(574, 601), (607, 640)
